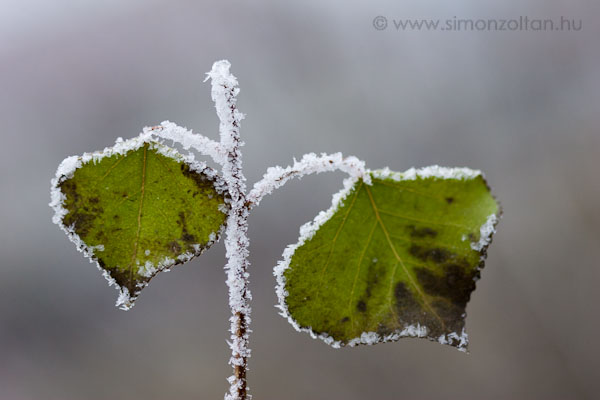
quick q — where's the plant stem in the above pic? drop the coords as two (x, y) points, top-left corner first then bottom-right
(206, 61), (252, 400)
(204, 63), (366, 400)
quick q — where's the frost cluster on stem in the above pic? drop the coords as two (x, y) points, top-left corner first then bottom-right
(146, 121), (226, 165)
(248, 152), (369, 207)
(204, 61), (252, 400)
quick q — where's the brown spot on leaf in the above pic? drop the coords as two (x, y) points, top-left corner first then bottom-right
(364, 259), (382, 298)
(415, 264), (477, 308)
(167, 241), (181, 254)
(59, 179), (96, 236)
(63, 211), (94, 237)
(178, 212), (197, 246)
(376, 323), (395, 336)
(394, 282), (420, 316)
(393, 282), (445, 337)
(180, 164), (212, 190)
(407, 225), (438, 238)
(357, 300), (367, 313)
(59, 180), (79, 203)
(103, 264), (140, 295)
(182, 232), (196, 243)
(409, 245), (451, 264)
(445, 197), (454, 204)
(432, 300), (465, 334)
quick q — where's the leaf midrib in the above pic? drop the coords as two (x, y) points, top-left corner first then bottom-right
(129, 144), (148, 284)
(364, 183), (445, 329)
(309, 178), (446, 331)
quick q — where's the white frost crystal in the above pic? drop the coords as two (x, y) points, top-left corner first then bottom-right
(205, 60), (253, 400)
(372, 165), (482, 181)
(248, 152), (369, 206)
(146, 121), (227, 167)
(471, 213), (498, 252)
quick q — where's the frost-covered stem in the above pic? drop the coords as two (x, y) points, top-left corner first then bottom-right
(247, 152), (369, 207)
(206, 61), (251, 400)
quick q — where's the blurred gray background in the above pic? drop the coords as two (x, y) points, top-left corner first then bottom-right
(1, 0), (599, 399)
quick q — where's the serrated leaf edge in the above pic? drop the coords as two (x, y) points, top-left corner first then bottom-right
(274, 166), (500, 351)
(49, 130), (230, 310)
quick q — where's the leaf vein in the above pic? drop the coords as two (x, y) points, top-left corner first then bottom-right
(364, 185), (446, 329)
(347, 219), (377, 328)
(129, 144), (148, 286)
(314, 181), (364, 301)
(377, 208), (470, 230)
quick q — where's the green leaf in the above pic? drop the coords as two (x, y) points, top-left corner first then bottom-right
(277, 167), (500, 351)
(51, 137), (229, 309)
